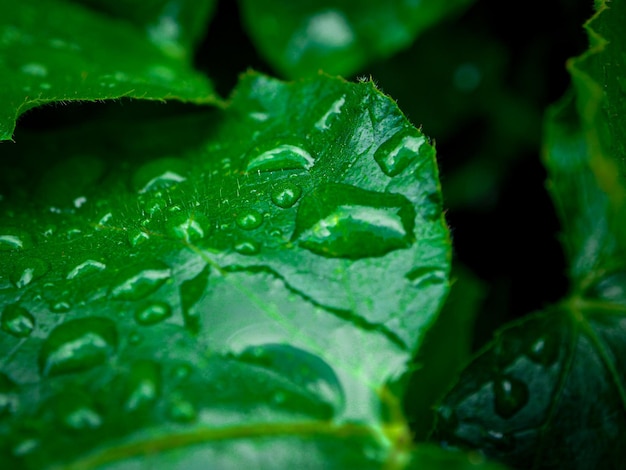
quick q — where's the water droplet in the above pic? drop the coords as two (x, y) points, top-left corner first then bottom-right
(526, 335), (558, 366)
(0, 228), (33, 251)
(10, 257), (49, 288)
(493, 375), (529, 419)
(133, 158), (188, 194)
(271, 182), (302, 209)
(180, 266), (210, 333)
(374, 130), (427, 177)
(0, 373), (19, 417)
(110, 260), (171, 301)
(236, 210), (264, 230)
(293, 183), (415, 259)
(21, 62), (48, 77)
(481, 429), (516, 452)
(129, 332), (143, 345)
(315, 94), (346, 131)
(234, 240), (260, 255)
(54, 391), (103, 431)
(134, 302), (171, 326)
(167, 396), (196, 423)
(127, 228), (151, 247)
(140, 195), (167, 216)
(1, 305), (35, 338)
(246, 143), (314, 173)
(125, 360), (161, 412)
(238, 343), (344, 414)
(66, 259), (106, 280)
(405, 267), (447, 288)
(167, 212), (208, 242)
(39, 317), (118, 376)
(50, 300), (71, 313)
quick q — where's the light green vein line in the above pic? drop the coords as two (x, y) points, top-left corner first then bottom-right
(56, 421), (376, 470)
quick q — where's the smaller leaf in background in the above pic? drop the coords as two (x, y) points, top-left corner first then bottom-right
(432, 3), (626, 468)
(237, 0), (474, 79)
(0, 0), (218, 142)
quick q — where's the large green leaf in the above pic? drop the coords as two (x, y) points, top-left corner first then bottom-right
(0, 73), (450, 468)
(0, 0), (217, 142)
(237, 0), (474, 79)
(432, 2), (626, 468)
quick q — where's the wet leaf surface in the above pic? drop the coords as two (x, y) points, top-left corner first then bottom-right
(0, 73), (450, 468)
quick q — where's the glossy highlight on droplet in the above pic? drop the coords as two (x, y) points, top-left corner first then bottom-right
(133, 157), (188, 194)
(374, 129), (427, 177)
(236, 210), (264, 230)
(66, 259), (106, 280)
(167, 212), (208, 242)
(39, 317), (118, 376)
(234, 240), (260, 255)
(493, 374), (529, 419)
(246, 143), (314, 173)
(526, 334), (558, 366)
(271, 182), (302, 209)
(1, 305), (35, 338)
(0, 228), (33, 251)
(110, 260), (171, 301)
(135, 302), (172, 326)
(125, 360), (161, 412)
(10, 257), (49, 288)
(293, 184), (416, 259)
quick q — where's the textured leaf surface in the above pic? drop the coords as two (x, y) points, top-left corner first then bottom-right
(432, 3), (626, 468)
(0, 73), (450, 468)
(237, 0), (474, 78)
(0, 0), (217, 142)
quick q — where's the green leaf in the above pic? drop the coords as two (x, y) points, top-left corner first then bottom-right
(0, 0), (217, 142)
(73, 0), (217, 55)
(0, 73), (450, 468)
(408, 445), (508, 470)
(566, 0), (626, 258)
(431, 3), (626, 468)
(237, 0), (474, 78)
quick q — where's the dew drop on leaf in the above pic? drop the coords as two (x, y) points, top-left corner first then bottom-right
(314, 94), (346, 131)
(493, 375), (529, 419)
(39, 317), (118, 376)
(10, 257), (49, 288)
(132, 157), (188, 194)
(127, 228), (151, 247)
(180, 265), (210, 333)
(54, 391), (103, 431)
(271, 182), (302, 209)
(166, 212), (208, 242)
(482, 429), (516, 452)
(237, 343), (344, 413)
(294, 184), (415, 259)
(236, 210), (264, 230)
(49, 300), (71, 313)
(234, 240), (261, 255)
(134, 302), (172, 326)
(167, 396), (197, 423)
(0, 228), (33, 251)
(525, 335), (558, 366)
(110, 260), (171, 301)
(1, 305), (35, 338)
(124, 360), (161, 412)
(374, 129), (427, 177)
(246, 143), (314, 173)
(0, 373), (19, 417)
(66, 259), (106, 280)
